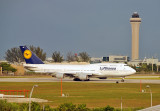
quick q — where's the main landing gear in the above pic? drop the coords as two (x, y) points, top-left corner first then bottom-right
(73, 78), (81, 81)
(73, 78), (90, 81)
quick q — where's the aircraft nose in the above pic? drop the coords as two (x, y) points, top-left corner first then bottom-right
(132, 69), (136, 74)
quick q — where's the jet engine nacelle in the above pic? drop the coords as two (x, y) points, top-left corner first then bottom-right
(99, 77), (107, 79)
(78, 74), (88, 80)
(56, 73), (64, 79)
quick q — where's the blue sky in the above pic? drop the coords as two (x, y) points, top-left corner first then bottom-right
(0, 0), (160, 60)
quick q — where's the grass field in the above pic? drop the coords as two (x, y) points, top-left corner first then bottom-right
(0, 82), (160, 109)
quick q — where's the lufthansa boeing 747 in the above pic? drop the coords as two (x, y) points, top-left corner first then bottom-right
(20, 46), (136, 82)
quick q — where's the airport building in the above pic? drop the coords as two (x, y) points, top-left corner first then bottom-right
(128, 60), (142, 67)
(90, 57), (102, 63)
(146, 58), (159, 65)
(109, 55), (129, 62)
(103, 55), (129, 63)
(130, 12), (141, 61)
(128, 58), (160, 68)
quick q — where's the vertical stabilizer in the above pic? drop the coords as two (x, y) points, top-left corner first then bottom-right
(20, 46), (44, 64)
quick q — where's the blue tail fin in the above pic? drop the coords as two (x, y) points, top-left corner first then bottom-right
(20, 46), (44, 64)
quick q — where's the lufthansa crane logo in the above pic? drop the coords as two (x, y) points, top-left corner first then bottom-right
(24, 50), (32, 59)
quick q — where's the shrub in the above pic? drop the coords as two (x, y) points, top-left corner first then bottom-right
(19, 103), (28, 111)
(77, 104), (90, 111)
(57, 103), (77, 111)
(0, 100), (19, 111)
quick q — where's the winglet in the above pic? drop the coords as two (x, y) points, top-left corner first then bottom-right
(20, 46), (44, 64)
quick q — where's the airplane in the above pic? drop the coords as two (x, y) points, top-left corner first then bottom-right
(20, 46), (136, 82)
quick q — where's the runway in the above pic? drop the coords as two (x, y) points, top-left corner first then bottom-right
(0, 77), (160, 84)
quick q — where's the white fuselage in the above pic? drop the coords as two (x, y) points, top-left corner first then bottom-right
(24, 63), (136, 80)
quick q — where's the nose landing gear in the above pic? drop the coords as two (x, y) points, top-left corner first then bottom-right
(115, 77), (125, 83)
(121, 77), (125, 82)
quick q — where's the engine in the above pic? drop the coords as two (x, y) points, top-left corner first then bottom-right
(99, 77), (107, 79)
(78, 74), (89, 81)
(55, 73), (64, 79)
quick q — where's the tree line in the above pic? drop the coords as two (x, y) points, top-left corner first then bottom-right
(0, 100), (142, 111)
(4, 46), (90, 63)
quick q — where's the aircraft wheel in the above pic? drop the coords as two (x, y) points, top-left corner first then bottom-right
(116, 81), (119, 83)
(85, 79), (90, 81)
(121, 79), (124, 82)
(73, 78), (81, 81)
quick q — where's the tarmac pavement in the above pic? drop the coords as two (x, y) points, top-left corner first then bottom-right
(0, 98), (48, 103)
(0, 77), (160, 84)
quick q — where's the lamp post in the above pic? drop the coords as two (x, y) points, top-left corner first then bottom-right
(146, 85), (152, 107)
(29, 85), (38, 111)
(121, 97), (122, 111)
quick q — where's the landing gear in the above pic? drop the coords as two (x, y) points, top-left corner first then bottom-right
(84, 79), (90, 81)
(73, 78), (90, 81)
(116, 81), (119, 84)
(73, 78), (81, 81)
(121, 77), (125, 82)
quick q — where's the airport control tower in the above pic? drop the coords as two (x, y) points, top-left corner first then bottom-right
(130, 12), (141, 60)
